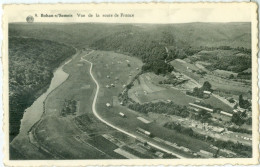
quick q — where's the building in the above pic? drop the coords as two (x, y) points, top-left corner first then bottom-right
(199, 150), (214, 157)
(220, 111), (233, 117)
(203, 91), (212, 98)
(155, 151), (164, 158)
(106, 103), (111, 107)
(135, 137), (147, 146)
(136, 127), (152, 137)
(212, 127), (225, 133)
(119, 112), (125, 117)
(189, 103), (213, 112)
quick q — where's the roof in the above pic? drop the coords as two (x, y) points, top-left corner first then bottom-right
(203, 90), (212, 94)
(189, 103), (213, 112)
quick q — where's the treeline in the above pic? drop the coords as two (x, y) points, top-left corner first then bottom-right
(199, 46), (251, 54)
(128, 101), (190, 118)
(227, 127), (251, 134)
(164, 122), (252, 157)
(194, 51), (251, 73)
(9, 37), (76, 142)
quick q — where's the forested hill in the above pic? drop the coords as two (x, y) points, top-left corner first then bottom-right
(9, 22), (251, 74)
(9, 37), (76, 142)
(9, 22), (251, 49)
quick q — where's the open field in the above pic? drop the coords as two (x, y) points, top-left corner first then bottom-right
(85, 50), (237, 158)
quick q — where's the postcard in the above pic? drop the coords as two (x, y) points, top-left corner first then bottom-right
(2, 3), (259, 166)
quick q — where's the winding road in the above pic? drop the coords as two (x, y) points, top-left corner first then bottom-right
(81, 51), (185, 159)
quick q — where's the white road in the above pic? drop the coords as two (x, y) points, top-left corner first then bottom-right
(81, 51), (185, 159)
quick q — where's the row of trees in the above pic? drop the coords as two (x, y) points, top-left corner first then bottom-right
(199, 46), (251, 54)
(128, 101), (190, 118)
(199, 53), (251, 73)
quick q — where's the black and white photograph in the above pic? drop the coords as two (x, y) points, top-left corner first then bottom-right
(2, 3), (259, 166)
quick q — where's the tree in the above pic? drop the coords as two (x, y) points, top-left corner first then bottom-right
(202, 81), (212, 91)
(229, 74), (234, 79)
(231, 112), (245, 126)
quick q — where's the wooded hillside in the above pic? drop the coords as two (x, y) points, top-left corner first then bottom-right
(9, 37), (76, 142)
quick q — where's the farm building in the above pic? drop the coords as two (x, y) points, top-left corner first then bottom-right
(212, 127), (225, 133)
(220, 111), (233, 117)
(203, 91), (212, 98)
(155, 151), (164, 158)
(189, 103), (213, 112)
(199, 150), (214, 158)
(119, 112), (125, 117)
(135, 137), (147, 146)
(166, 99), (172, 103)
(136, 127), (152, 137)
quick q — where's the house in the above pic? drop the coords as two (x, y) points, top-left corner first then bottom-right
(199, 150), (214, 157)
(155, 151), (164, 158)
(233, 109), (238, 113)
(119, 112), (125, 117)
(212, 127), (225, 133)
(203, 91), (212, 98)
(166, 99), (171, 103)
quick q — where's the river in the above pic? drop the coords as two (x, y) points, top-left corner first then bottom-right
(13, 56), (74, 139)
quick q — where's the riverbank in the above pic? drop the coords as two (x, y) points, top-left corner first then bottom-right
(9, 37), (76, 142)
